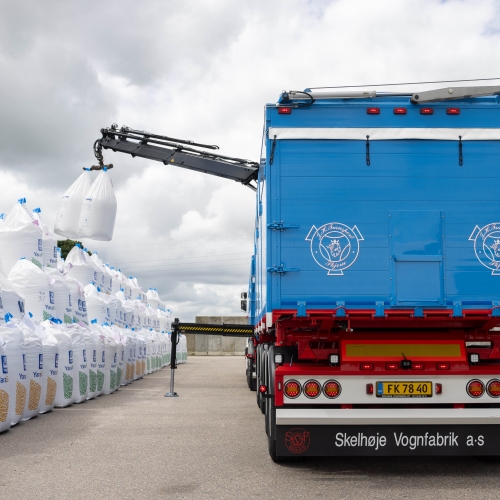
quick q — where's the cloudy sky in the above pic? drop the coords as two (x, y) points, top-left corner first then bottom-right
(0, 0), (499, 321)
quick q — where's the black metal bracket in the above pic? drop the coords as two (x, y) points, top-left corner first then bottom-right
(95, 125), (259, 188)
(458, 136), (463, 166)
(366, 135), (370, 166)
(165, 318), (179, 397)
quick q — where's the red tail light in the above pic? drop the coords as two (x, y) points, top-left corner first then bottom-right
(367, 107), (380, 114)
(303, 380), (321, 399)
(436, 363), (450, 370)
(467, 379), (484, 398)
(323, 380), (341, 399)
(412, 363), (425, 370)
(393, 107), (407, 114)
(259, 385), (267, 394)
(277, 107), (292, 114)
(284, 380), (301, 399)
(385, 363), (399, 370)
(420, 107), (434, 115)
(435, 383), (442, 394)
(446, 108), (460, 115)
(360, 363), (374, 370)
(366, 383), (374, 395)
(487, 379), (500, 397)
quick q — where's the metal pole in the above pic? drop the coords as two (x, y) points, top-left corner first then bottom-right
(165, 318), (179, 397)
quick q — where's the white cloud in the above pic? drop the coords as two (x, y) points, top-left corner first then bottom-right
(0, 0), (499, 320)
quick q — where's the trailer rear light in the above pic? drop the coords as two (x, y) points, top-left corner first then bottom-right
(274, 353), (283, 365)
(303, 380), (321, 399)
(468, 353), (480, 365)
(420, 107), (434, 115)
(329, 354), (339, 366)
(446, 108), (460, 115)
(393, 107), (407, 114)
(436, 363), (450, 370)
(435, 383), (442, 395)
(487, 379), (500, 397)
(367, 107), (380, 114)
(259, 385), (268, 394)
(323, 380), (341, 399)
(366, 383), (374, 395)
(466, 379), (485, 398)
(284, 380), (301, 399)
(412, 363), (425, 370)
(277, 106), (292, 114)
(385, 363), (399, 370)
(360, 363), (374, 370)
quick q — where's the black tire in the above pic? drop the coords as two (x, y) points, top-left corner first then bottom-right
(256, 345), (262, 409)
(249, 361), (257, 391)
(259, 348), (267, 414)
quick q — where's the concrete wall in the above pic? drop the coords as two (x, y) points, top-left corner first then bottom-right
(186, 316), (249, 355)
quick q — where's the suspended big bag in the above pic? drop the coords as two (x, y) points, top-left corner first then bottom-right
(54, 169), (93, 239)
(77, 168), (117, 241)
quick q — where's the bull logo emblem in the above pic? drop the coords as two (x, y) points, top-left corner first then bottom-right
(469, 223), (500, 275)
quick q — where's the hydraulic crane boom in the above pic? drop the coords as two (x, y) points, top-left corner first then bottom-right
(91, 124), (259, 190)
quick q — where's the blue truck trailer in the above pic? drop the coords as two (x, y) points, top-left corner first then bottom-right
(96, 84), (500, 461)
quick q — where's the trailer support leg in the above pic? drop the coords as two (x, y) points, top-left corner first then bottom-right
(165, 317), (179, 397)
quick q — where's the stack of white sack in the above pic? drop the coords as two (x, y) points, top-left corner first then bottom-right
(0, 198), (44, 277)
(91, 253), (112, 294)
(31, 208), (58, 269)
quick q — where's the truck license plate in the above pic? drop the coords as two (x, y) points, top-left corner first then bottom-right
(376, 381), (432, 398)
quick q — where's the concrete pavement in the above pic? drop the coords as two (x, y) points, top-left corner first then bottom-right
(1, 357), (500, 499)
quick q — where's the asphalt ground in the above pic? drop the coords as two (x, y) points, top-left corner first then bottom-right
(1, 356), (500, 499)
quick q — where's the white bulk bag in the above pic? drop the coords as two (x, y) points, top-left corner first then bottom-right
(65, 324), (87, 403)
(54, 169), (93, 239)
(84, 284), (107, 324)
(77, 168), (117, 241)
(19, 318), (43, 420)
(124, 332), (136, 384)
(45, 268), (72, 324)
(47, 321), (74, 408)
(84, 248), (105, 288)
(146, 288), (160, 310)
(82, 327), (97, 400)
(0, 272), (25, 325)
(37, 323), (58, 414)
(8, 259), (55, 322)
(66, 277), (87, 325)
(0, 334), (10, 433)
(101, 326), (117, 395)
(104, 265), (118, 294)
(0, 322), (27, 426)
(109, 325), (124, 390)
(89, 322), (107, 396)
(89, 253), (108, 291)
(0, 199), (44, 276)
(64, 244), (97, 286)
(32, 208), (58, 268)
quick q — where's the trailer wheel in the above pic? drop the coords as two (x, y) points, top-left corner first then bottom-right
(259, 348), (267, 414)
(256, 345), (262, 409)
(249, 363), (256, 392)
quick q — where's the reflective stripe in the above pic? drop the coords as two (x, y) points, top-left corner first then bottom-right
(276, 408), (500, 426)
(269, 127), (500, 141)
